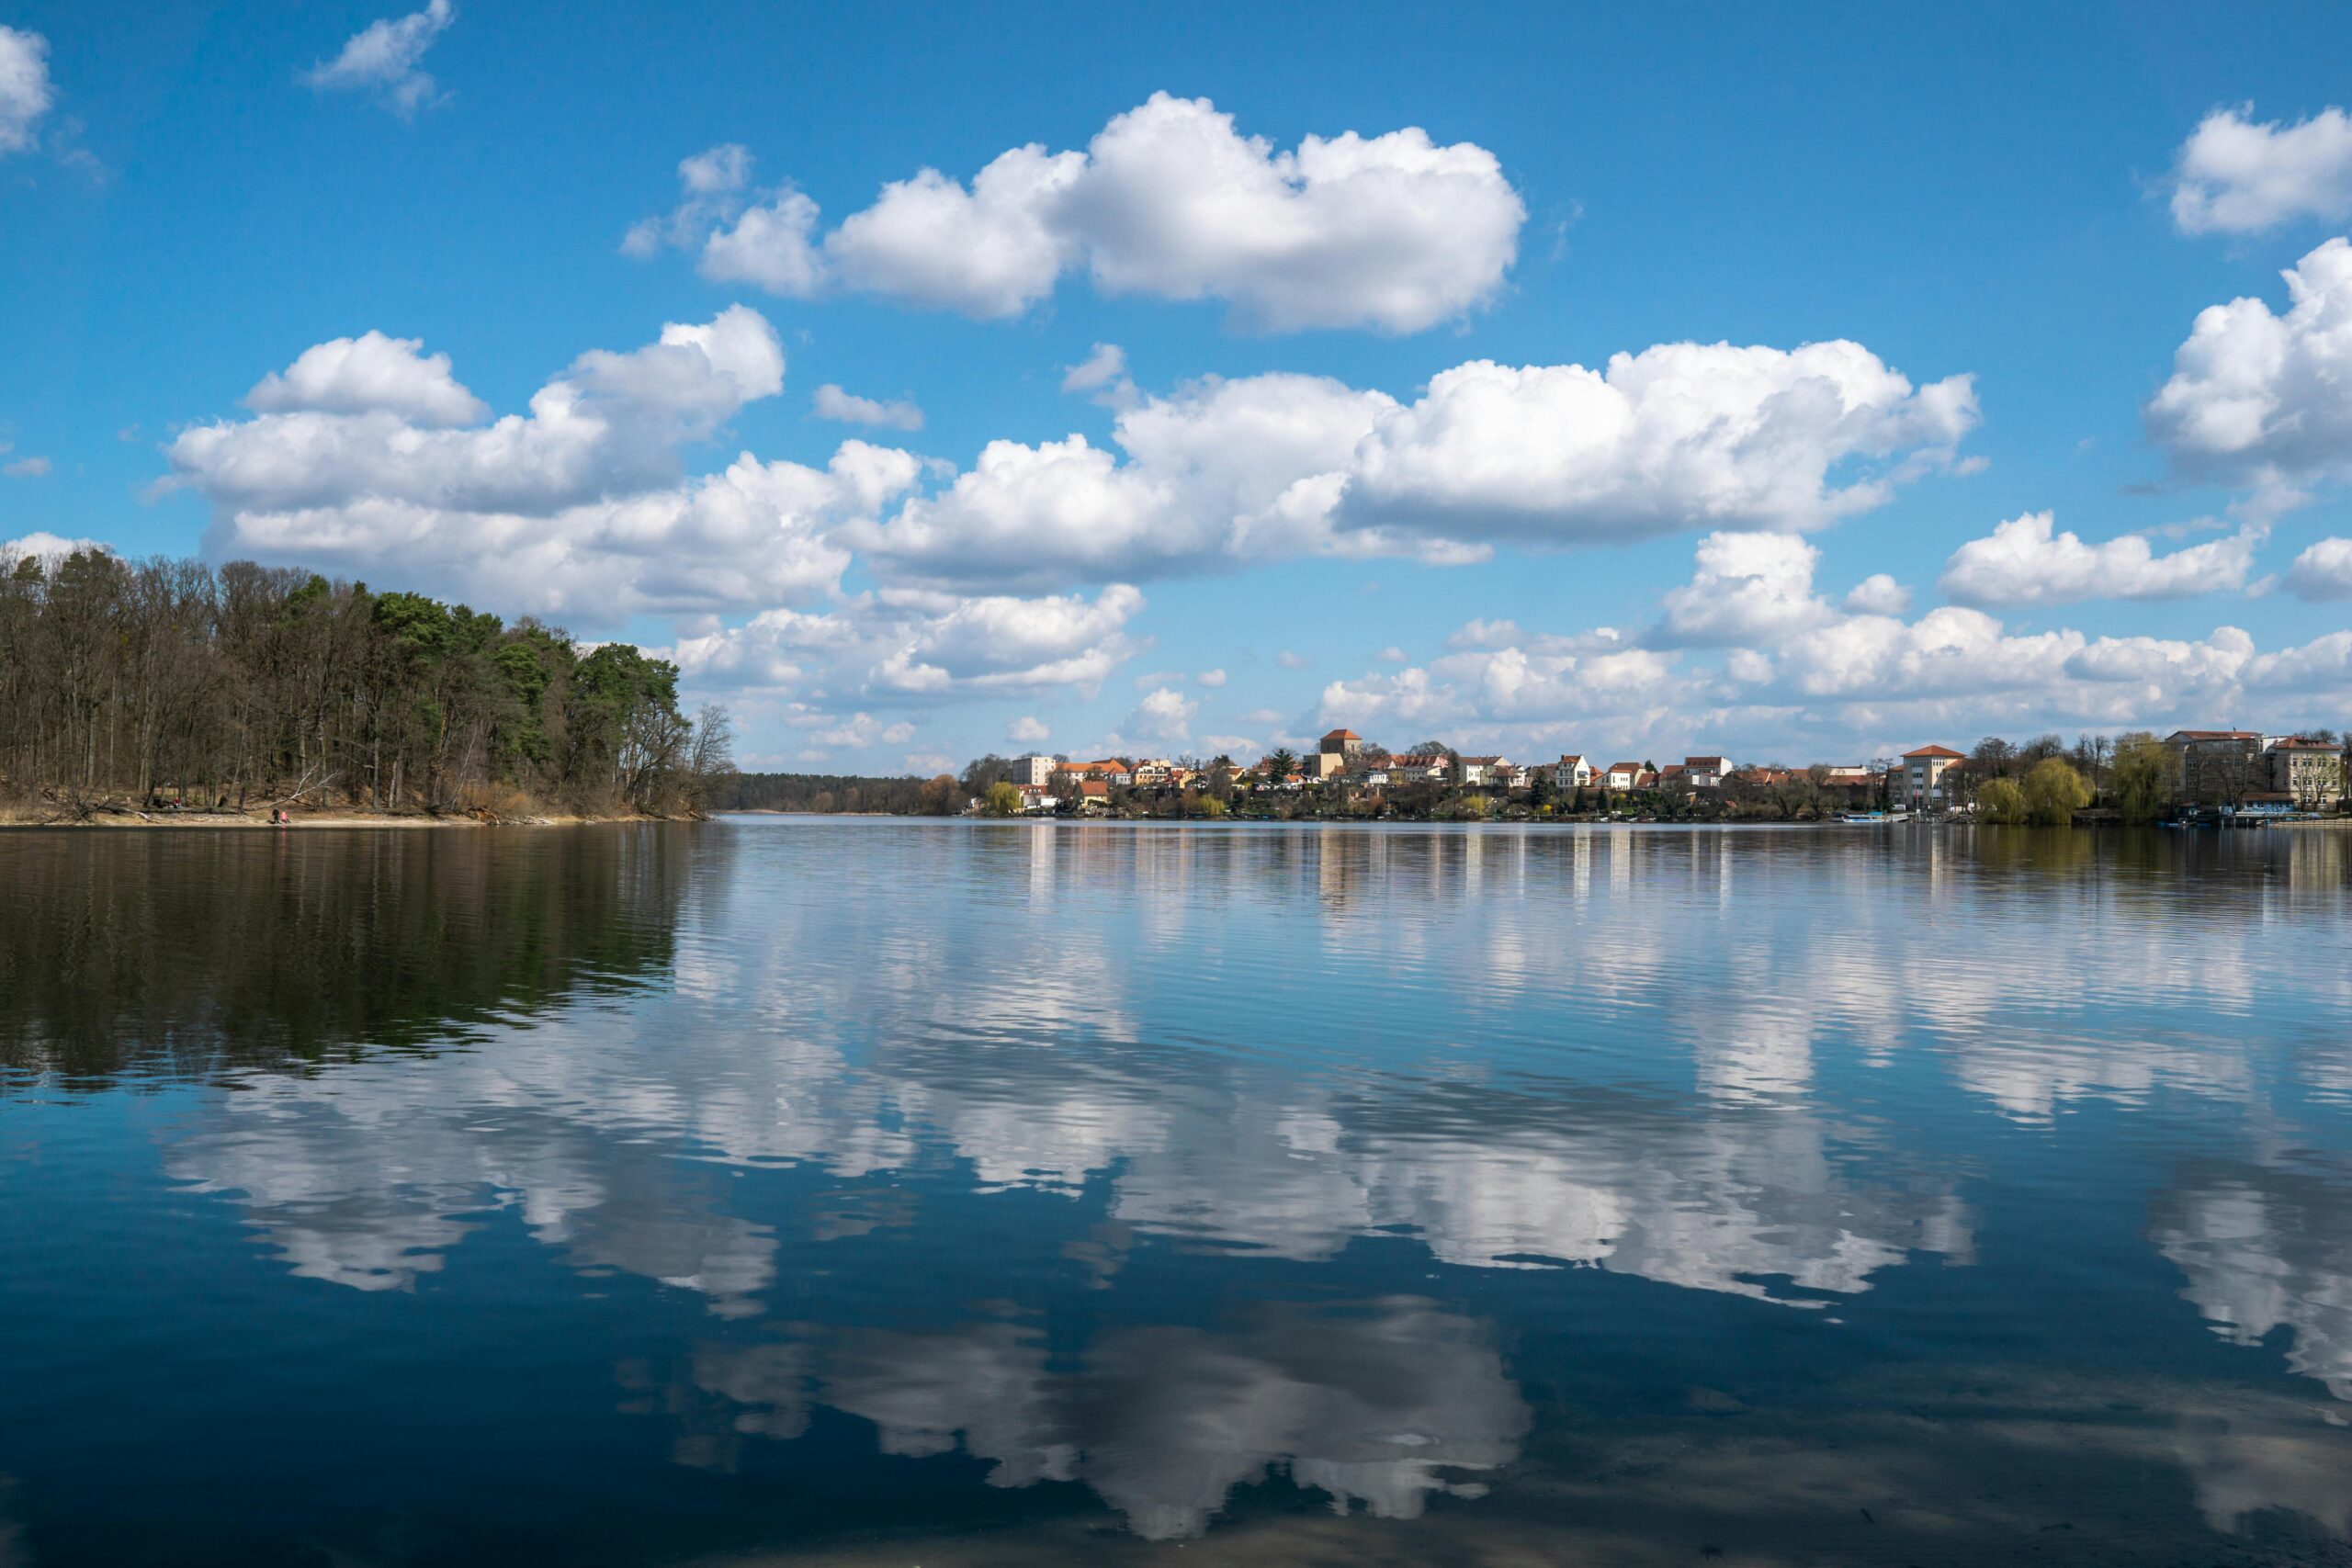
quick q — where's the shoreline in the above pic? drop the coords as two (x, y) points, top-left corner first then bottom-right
(726, 812), (2352, 831)
(0, 808), (683, 830)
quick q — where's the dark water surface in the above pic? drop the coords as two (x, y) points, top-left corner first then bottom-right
(4, 819), (2351, 1566)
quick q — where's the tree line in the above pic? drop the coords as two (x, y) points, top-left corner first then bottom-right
(0, 548), (731, 819)
(718, 772), (964, 815)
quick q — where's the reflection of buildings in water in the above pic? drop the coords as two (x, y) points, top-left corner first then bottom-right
(672, 1298), (1528, 1541)
(2278, 828), (2351, 898)
(2151, 1161), (2352, 1403)
(1608, 827), (1634, 896)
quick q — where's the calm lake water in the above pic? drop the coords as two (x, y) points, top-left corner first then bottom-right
(4, 819), (2352, 1566)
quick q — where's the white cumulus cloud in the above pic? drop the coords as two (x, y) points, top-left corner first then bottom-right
(1937, 512), (2257, 606)
(1062, 342), (1129, 394)
(166, 307), (923, 625)
(1114, 686), (1198, 747)
(2284, 536), (2352, 601)
(631, 94), (1525, 333)
(1657, 532), (1836, 646)
(246, 330), (489, 426)
(1369, 531), (2352, 757)
(847, 371), (1412, 589)
(304, 0), (455, 118)
(2147, 238), (2352, 513)
(1339, 343), (1978, 546)
(812, 383), (923, 432)
(662, 583), (1145, 703)
(850, 335), (1973, 592)
(1062, 342), (1137, 409)
(0, 24), (54, 156)
(2171, 105), (2352, 235)
(2, 531), (102, 565)
(1842, 573), (1910, 615)
(1008, 716), (1050, 744)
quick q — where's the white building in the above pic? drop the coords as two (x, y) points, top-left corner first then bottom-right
(1014, 754), (1056, 786)
(1551, 755), (1594, 791)
(1683, 755), (1733, 788)
(1457, 755), (1509, 786)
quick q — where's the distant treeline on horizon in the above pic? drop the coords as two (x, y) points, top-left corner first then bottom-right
(718, 773), (956, 815)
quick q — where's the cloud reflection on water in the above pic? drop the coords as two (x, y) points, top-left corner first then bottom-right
(110, 821), (2352, 1549)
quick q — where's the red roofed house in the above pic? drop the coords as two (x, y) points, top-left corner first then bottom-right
(1602, 761), (1645, 789)
(1318, 728), (1364, 759)
(2263, 737), (2347, 808)
(1897, 745), (1965, 810)
(1551, 755), (1594, 791)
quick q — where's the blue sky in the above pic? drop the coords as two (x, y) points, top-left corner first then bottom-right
(6, 2), (2352, 772)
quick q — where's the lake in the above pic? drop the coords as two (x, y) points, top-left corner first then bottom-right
(3, 819), (2350, 1566)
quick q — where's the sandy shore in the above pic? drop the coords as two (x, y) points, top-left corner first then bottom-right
(0, 809), (650, 829)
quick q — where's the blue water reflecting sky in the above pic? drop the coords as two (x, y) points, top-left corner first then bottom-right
(3, 820), (2351, 1564)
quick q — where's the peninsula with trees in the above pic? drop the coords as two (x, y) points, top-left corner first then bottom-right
(1, 547), (731, 826)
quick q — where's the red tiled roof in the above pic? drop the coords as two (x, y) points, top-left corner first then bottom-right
(1684, 755), (1728, 768)
(1319, 728), (1360, 741)
(1903, 745), (1964, 759)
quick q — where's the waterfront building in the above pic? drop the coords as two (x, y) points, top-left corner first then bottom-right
(2163, 730), (2263, 806)
(1896, 746), (1964, 810)
(1014, 754), (1056, 786)
(2263, 738), (2347, 809)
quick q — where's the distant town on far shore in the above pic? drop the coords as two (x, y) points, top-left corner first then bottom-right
(726, 725), (2352, 828)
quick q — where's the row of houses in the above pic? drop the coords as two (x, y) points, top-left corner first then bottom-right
(1313, 731), (1785, 796)
(1000, 727), (2347, 816)
(1012, 753), (1204, 811)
